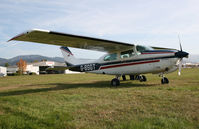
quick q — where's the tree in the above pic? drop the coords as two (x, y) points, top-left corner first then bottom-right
(17, 59), (27, 75)
(41, 59), (47, 62)
(4, 63), (9, 67)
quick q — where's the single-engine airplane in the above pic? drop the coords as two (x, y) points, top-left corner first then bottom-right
(9, 29), (189, 86)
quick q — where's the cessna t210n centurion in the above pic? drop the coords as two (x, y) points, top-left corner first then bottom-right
(9, 29), (189, 86)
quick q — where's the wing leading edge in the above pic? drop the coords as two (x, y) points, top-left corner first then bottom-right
(9, 29), (134, 53)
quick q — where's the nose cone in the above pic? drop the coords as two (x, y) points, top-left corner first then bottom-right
(175, 51), (189, 58)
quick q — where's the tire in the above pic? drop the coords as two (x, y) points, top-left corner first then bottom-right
(161, 77), (169, 84)
(164, 77), (169, 84)
(161, 78), (164, 84)
(111, 78), (120, 87)
(140, 75), (147, 82)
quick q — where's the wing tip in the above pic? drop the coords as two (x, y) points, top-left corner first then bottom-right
(7, 29), (50, 42)
(7, 33), (25, 42)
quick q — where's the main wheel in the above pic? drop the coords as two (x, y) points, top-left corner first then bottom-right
(161, 77), (169, 84)
(140, 75), (147, 82)
(111, 78), (120, 87)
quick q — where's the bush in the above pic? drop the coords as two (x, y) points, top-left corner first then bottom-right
(29, 72), (37, 75)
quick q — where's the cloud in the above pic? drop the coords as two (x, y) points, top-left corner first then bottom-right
(23, 0), (199, 37)
(1, 0), (199, 58)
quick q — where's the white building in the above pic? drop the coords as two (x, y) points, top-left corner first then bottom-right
(26, 64), (39, 75)
(183, 63), (199, 68)
(30, 61), (82, 74)
(7, 66), (18, 74)
(0, 66), (7, 77)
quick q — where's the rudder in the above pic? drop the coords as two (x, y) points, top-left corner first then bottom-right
(60, 46), (77, 66)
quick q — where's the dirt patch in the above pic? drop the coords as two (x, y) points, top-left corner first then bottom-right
(0, 85), (22, 91)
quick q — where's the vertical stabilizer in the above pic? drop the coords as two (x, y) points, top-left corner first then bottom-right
(60, 47), (77, 66)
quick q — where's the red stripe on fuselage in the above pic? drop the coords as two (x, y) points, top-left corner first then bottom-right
(100, 60), (160, 70)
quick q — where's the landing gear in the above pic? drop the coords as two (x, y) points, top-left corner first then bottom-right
(135, 75), (140, 80)
(161, 77), (169, 84)
(110, 75), (147, 87)
(129, 75), (135, 80)
(139, 75), (147, 82)
(122, 75), (126, 81)
(111, 76), (120, 87)
(159, 74), (169, 84)
(129, 75), (147, 82)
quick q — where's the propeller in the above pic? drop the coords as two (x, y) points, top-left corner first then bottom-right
(178, 35), (182, 50)
(178, 58), (182, 76)
(177, 35), (183, 76)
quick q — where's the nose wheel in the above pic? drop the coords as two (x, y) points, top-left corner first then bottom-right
(160, 74), (169, 84)
(161, 77), (169, 84)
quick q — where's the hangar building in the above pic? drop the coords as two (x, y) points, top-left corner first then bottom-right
(7, 61), (80, 75)
(0, 66), (7, 77)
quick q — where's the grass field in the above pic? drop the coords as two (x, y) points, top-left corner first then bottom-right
(0, 68), (199, 129)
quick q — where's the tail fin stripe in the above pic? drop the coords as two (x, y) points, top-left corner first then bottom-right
(60, 47), (73, 56)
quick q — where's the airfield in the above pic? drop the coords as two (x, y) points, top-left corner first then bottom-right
(0, 68), (198, 129)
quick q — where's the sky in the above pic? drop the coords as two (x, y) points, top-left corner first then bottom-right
(0, 0), (199, 59)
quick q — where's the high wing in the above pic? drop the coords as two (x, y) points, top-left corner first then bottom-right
(9, 29), (134, 53)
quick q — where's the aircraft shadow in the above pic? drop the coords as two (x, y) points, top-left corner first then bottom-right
(0, 81), (158, 97)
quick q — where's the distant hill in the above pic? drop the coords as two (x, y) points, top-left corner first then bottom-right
(0, 55), (64, 66)
(0, 58), (8, 66)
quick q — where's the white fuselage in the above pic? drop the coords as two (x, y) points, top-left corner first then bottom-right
(61, 45), (180, 76)
(89, 52), (179, 75)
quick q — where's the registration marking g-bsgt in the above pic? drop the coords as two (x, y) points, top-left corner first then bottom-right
(80, 64), (96, 71)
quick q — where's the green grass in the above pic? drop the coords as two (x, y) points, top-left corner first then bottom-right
(0, 68), (199, 129)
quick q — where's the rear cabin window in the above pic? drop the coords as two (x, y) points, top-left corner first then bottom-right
(120, 50), (135, 59)
(104, 53), (117, 61)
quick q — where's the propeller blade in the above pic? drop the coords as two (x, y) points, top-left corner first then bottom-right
(178, 59), (182, 76)
(178, 35), (182, 51)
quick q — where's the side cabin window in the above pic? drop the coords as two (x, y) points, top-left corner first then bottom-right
(120, 50), (135, 59)
(104, 53), (117, 61)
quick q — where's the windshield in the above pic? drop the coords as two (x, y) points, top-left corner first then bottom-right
(136, 45), (153, 53)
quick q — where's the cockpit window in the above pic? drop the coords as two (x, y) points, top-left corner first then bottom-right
(104, 53), (117, 61)
(136, 45), (153, 53)
(120, 50), (135, 59)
